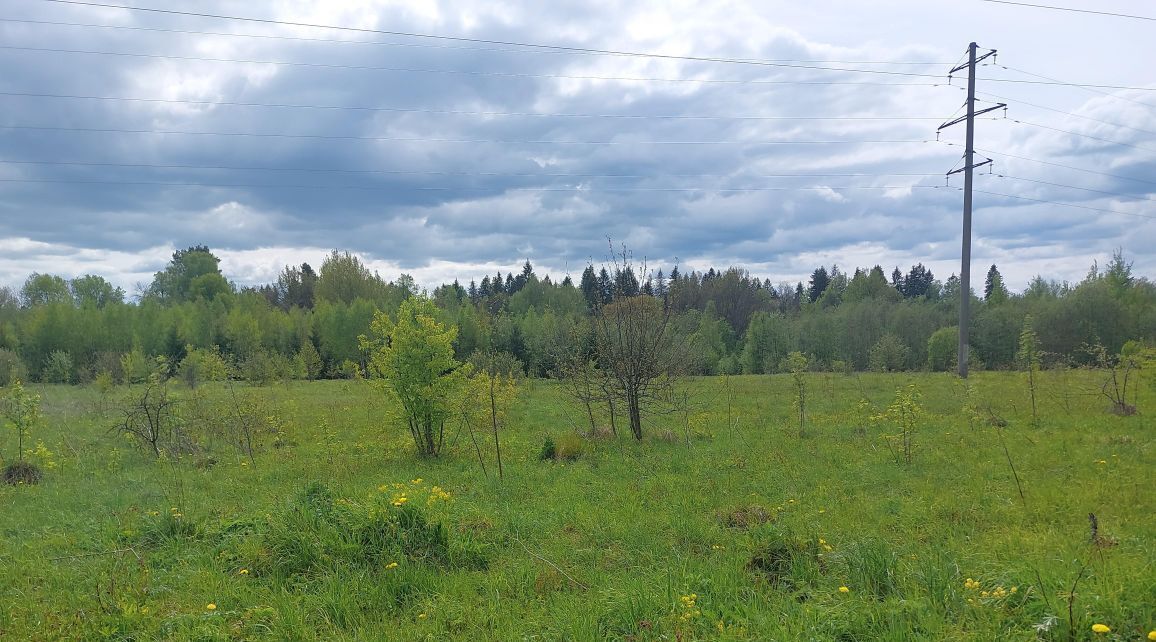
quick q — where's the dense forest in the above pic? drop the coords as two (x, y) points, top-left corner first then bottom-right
(0, 245), (1153, 385)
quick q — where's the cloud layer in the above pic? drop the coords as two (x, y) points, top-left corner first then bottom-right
(0, 0), (1153, 292)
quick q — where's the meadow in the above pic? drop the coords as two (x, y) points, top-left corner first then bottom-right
(0, 371), (1152, 641)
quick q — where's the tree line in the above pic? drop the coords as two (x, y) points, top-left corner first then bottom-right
(0, 245), (1153, 386)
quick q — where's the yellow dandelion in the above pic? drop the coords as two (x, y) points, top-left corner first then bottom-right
(238, 569), (249, 575)
(206, 603), (217, 611)
(385, 562), (398, 569)
(1147, 631), (1156, 641)
(418, 613), (427, 620)
(1091, 623), (1110, 634)
(412, 478), (423, 484)
(839, 586), (850, 593)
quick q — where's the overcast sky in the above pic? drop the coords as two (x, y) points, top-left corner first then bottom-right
(1, 0), (1153, 294)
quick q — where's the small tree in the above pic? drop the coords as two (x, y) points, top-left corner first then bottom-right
(878, 384), (922, 466)
(868, 334), (909, 372)
(3, 380), (41, 463)
(361, 297), (470, 457)
(785, 351), (808, 437)
(465, 351), (521, 479)
(42, 350), (74, 384)
(2, 380), (43, 484)
(115, 375), (185, 458)
(1016, 316), (1042, 425)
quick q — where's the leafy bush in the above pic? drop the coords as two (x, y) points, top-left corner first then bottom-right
(538, 435), (556, 461)
(178, 345), (231, 388)
(120, 348), (152, 384)
(552, 432), (584, 461)
(41, 350), (74, 384)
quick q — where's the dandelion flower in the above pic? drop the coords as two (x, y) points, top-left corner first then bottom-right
(839, 586), (850, 593)
(206, 603), (217, 611)
(418, 613), (427, 620)
(412, 478), (423, 484)
(1147, 631), (1156, 641)
(238, 569), (249, 575)
(1091, 623), (1110, 634)
(385, 562), (398, 569)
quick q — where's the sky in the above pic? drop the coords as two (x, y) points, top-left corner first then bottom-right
(0, 0), (1153, 295)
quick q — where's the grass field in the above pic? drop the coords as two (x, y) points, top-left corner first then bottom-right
(1, 371), (1153, 641)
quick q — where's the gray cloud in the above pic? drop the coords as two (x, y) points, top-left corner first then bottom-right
(0, 0), (1153, 293)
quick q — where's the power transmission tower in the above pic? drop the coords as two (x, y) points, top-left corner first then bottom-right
(939, 42), (1003, 378)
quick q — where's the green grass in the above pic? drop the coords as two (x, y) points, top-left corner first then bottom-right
(1, 371), (1153, 641)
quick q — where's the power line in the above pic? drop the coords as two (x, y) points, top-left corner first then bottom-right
(969, 145), (1156, 187)
(0, 91), (956, 122)
(0, 18), (954, 66)
(30, 0), (955, 73)
(1003, 117), (1156, 153)
(0, 124), (935, 145)
(978, 0), (1156, 22)
(0, 44), (952, 83)
(0, 159), (944, 180)
(977, 90), (1156, 136)
(990, 173), (1156, 202)
(0, 177), (946, 193)
(973, 187), (1156, 220)
(987, 64), (1156, 110)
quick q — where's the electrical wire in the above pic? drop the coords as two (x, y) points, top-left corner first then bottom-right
(972, 186), (1156, 220)
(28, 0), (956, 74)
(0, 44), (953, 84)
(0, 91), (956, 122)
(1003, 117), (1156, 153)
(0, 18), (954, 67)
(0, 159), (945, 180)
(978, 0), (1156, 22)
(936, 142), (1156, 187)
(977, 90), (1156, 136)
(987, 63), (1156, 110)
(0, 124), (935, 145)
(0, 177), (946, 193)
(990, 173), (1156, 202)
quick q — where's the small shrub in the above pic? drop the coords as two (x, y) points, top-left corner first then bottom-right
(3, 460), (42, 485)
(538, 435), (556, 461)
(553, 432), (584, 461)
(41, 350), (74, 384)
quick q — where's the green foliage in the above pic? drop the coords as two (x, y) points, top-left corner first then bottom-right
(927, 326), (958, 372)
(867, 333), (909, 372)
(361, 297), (470, 457)
(147, 245), (232, 304)
(538, 435), (556, 461)
(297, 341), (323, 380)
(0, 348), (28, 387)
(178, 345), (231, 388)
(551, 431), (584, 461)
(120, 348), (154, 384)
(19, 273), (71, 307)
(876, 383), (922, 466)
(41, 350), (74, 384)
(70, 274), (125, 308)
(786, 351), (808, 437)
(2, 379), (41, 462)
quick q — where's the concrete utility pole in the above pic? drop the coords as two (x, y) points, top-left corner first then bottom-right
(939, 42), (1002, 378)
